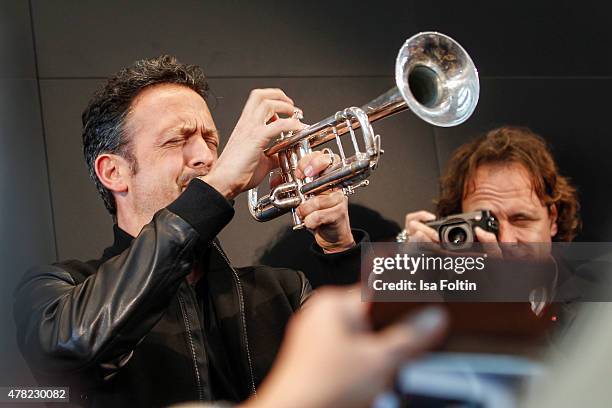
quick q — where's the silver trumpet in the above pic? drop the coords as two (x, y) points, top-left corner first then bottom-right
(248, 31), (479, 228)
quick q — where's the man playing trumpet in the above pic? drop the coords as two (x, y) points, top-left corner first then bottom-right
(14, 55), (367, 407)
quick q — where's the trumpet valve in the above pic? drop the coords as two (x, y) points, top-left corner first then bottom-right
(342, 179), (370, 196)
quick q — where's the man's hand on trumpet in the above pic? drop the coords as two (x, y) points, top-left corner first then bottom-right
(294, 150), (355, 254)
(202, 88), (306, 200)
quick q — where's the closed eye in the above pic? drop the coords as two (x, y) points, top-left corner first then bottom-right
(205, 138), (219, 149)
(509, 213), (538, 224)
(202, 128), (219, 148)
(164, 137), (186, 146)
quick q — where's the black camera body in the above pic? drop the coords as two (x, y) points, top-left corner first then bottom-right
(426, 210), (499, 250)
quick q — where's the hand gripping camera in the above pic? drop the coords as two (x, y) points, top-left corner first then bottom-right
(425, 210), (499, 250)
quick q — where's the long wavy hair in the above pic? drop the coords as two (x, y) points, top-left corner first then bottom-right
(436, 126), (581, 241)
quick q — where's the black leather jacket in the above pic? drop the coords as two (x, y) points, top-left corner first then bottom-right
(13, 179), (366, 407)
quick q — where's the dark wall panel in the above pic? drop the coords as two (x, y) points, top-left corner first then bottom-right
(434, 78), (612, 241)
(0, 0), (36, 78)
(31, 1), (612, 79)
(31, 0), (419, 78)
(0, 0), (55, 388)
(411, 1), (612, 77)
(0, 79), (56, 386)
(39, 79), (113, 261)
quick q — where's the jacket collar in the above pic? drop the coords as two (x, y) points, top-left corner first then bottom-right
(101, 224), (135, 262)
(100, 223), (230, 267)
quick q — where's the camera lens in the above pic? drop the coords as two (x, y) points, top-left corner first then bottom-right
(447, 226), (468, 245)
(441, 224), (473, 250)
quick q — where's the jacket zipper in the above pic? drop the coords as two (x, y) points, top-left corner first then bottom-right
(211, 241), (257, 397)
(178, 292), (205, 401)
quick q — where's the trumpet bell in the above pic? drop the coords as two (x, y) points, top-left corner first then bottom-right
(397, 31), (479, 127)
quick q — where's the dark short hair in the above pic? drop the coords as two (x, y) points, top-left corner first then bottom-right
(81, 55), (210, 215)
(436, 126), (581, 241)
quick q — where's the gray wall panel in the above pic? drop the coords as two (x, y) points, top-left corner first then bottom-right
(31, 0), (418, 78)
(0, 0), (36, 78)
(31, 1), (612, 79)
(411, 1), (612, 77)
(40, 79), (113, 261)
(0, 79), (56, 385)
(0, 0), (56, 389)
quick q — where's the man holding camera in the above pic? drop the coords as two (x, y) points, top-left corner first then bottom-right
(403, 126), (580, 248)
(401, 126), (583, 317)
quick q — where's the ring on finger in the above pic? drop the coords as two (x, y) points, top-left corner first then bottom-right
(293, 109), (303, 120)
(396, 229), (410, 243)
(321, 147), (334, 171)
